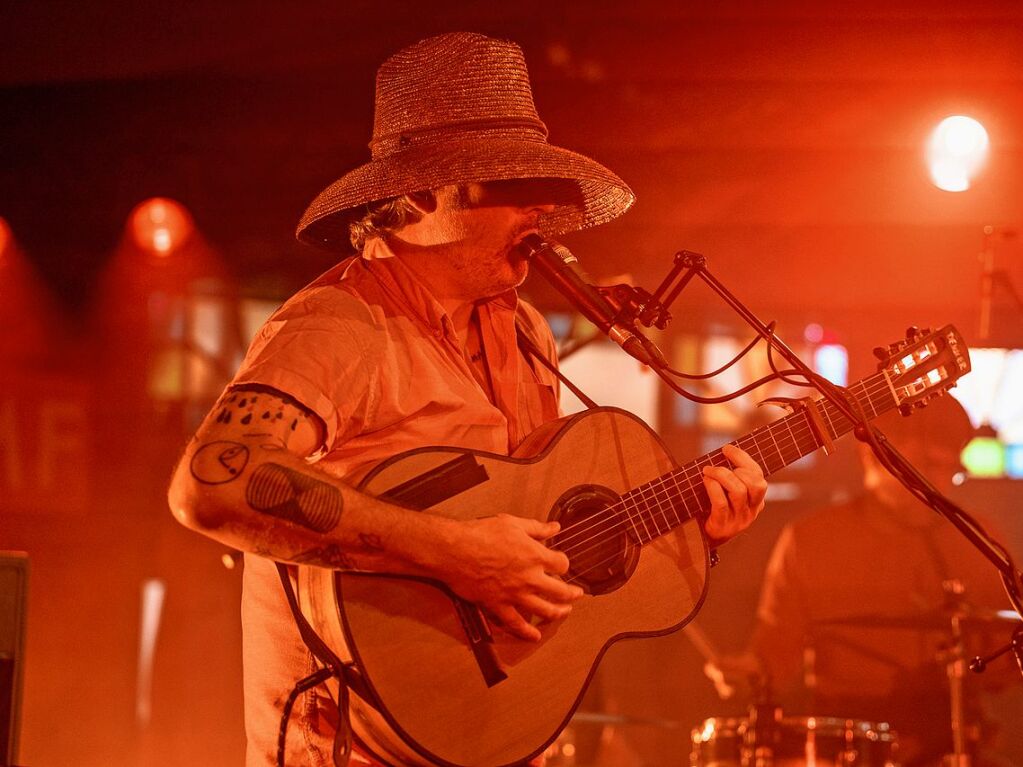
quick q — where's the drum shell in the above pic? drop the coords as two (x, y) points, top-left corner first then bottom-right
(691, 715), (899, 766)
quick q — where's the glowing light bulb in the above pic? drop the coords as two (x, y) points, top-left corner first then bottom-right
(927, 116), (989, 192)
(130, 197), (193, 255)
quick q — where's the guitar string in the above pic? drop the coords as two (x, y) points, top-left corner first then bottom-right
(552, 375), (899, 586)
(549, 374), (889, 574)
(549, 373), (887, 553)
(546, 377), (893, 583)
(553, 354), (952, 587)
(553, 419), (824, 586)
(549, 394), (850, 561)
(557, 409), (859, 587)
(544, 372), (887, 552)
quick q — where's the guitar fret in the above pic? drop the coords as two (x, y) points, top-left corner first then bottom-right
(644, 483), (662, 541)
(860, 380), (878, 418)
(783, 412), (803, 461)
(819, 400), (838, 440)
(619, 496), (646, 543)
(764, 423), (786, 474)
(627, 364), (922, 548)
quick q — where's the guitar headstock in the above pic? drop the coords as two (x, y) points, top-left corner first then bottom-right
(874, 325), (971, 415)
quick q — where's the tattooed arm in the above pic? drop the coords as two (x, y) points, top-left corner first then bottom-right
(167, 384), (582, 640)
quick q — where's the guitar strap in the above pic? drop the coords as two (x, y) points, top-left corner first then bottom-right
(514, 318), (598, 410)
(273, 562), (369, 767)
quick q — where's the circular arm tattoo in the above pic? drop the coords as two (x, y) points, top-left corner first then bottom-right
(246, 463), (344, 533)
(190, 442), (250, 485)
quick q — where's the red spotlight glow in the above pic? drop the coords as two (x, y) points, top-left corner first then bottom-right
(130, 198), (194, 255)
(0, 216), (11, 261)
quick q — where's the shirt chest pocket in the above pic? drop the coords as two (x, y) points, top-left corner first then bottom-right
(516, 379), (560, 439)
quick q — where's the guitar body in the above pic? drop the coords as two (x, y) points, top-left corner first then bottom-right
(298, 407), (710, 767)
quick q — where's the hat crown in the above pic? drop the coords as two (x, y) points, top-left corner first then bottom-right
(370, 32), (548, 158)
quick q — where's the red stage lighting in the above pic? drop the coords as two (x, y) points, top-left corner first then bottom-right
(0, 216), (11, 262)
(129, 198), (194, 256)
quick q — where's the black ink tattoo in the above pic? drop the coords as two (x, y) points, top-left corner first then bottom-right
(293, 545), (355, 570)
(190, 441), (250, 485)
(211, 384), (315, 449)
(246, 463), (344, 532)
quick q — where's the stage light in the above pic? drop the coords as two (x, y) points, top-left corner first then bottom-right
(927, 116), (989, 192)
(130, 197), (194, 256)
(814, 344), (849, 386)
(803, 322), (824, 343)
(960, 423), (1004, 477)
(1006, 444), (1023, 479)
(0, 216), (10, 261)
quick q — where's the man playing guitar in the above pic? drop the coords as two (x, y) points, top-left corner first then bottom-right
(167, 32), (767, 767)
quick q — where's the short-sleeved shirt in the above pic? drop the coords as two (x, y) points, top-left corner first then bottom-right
(233, 238), (562, 766)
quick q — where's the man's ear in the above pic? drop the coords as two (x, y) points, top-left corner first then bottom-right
(404, 190), (437, 215)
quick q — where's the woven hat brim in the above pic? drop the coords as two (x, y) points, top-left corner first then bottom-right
(296, 139), (635, 252)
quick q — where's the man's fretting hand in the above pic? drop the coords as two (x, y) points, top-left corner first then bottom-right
(702, 443), (767, 544)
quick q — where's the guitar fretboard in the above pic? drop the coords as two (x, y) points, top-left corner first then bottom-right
(615, 372), (895, 545)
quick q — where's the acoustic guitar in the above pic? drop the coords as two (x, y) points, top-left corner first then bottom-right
(297, 325), (971, 767)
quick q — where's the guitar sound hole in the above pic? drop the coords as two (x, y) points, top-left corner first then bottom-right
(550, 484), (639, 596)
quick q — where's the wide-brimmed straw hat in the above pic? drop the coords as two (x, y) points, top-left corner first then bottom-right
(296, 32), (635, 252)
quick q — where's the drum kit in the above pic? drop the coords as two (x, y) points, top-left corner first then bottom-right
(689, 601), (1022, 767)
(543, 602), (1021, 766)
(691, 708), (898, 767)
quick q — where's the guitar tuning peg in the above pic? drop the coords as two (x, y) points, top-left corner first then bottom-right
(921, 327), (932, 336)
(873, 346), (888, 361)
(905, 325), (920, 340)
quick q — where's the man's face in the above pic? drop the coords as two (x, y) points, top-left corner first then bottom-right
(420, 180), (561, 300)
(862, 437), (965, 505)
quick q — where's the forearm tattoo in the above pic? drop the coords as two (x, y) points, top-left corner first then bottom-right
(246, 463), (344, 533)
(292, 544), (356, 570)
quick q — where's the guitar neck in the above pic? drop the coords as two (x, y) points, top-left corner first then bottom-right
(619, 372), (897, 545)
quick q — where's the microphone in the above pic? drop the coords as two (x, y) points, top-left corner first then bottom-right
(519, 234), (666, 367)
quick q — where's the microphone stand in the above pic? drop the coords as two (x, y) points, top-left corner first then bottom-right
(608, 247), (1023, 766)
(566, 245), (1023, 665)
(615, 249), (865, 428)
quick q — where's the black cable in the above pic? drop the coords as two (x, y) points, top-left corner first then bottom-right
(651, 366), (804, 404)
(659, 324), (773, 380)
(277, 667), (336, 767)
(765, 331), (819, 389)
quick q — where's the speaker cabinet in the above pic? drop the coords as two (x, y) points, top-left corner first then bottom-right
(0, 553), (28, 767)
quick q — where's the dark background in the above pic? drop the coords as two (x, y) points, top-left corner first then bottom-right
(2, 2), (1022, 765)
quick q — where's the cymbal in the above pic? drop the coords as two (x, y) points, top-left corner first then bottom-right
(814, 608), (1021, 631)
(571, 711), (681, 729)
